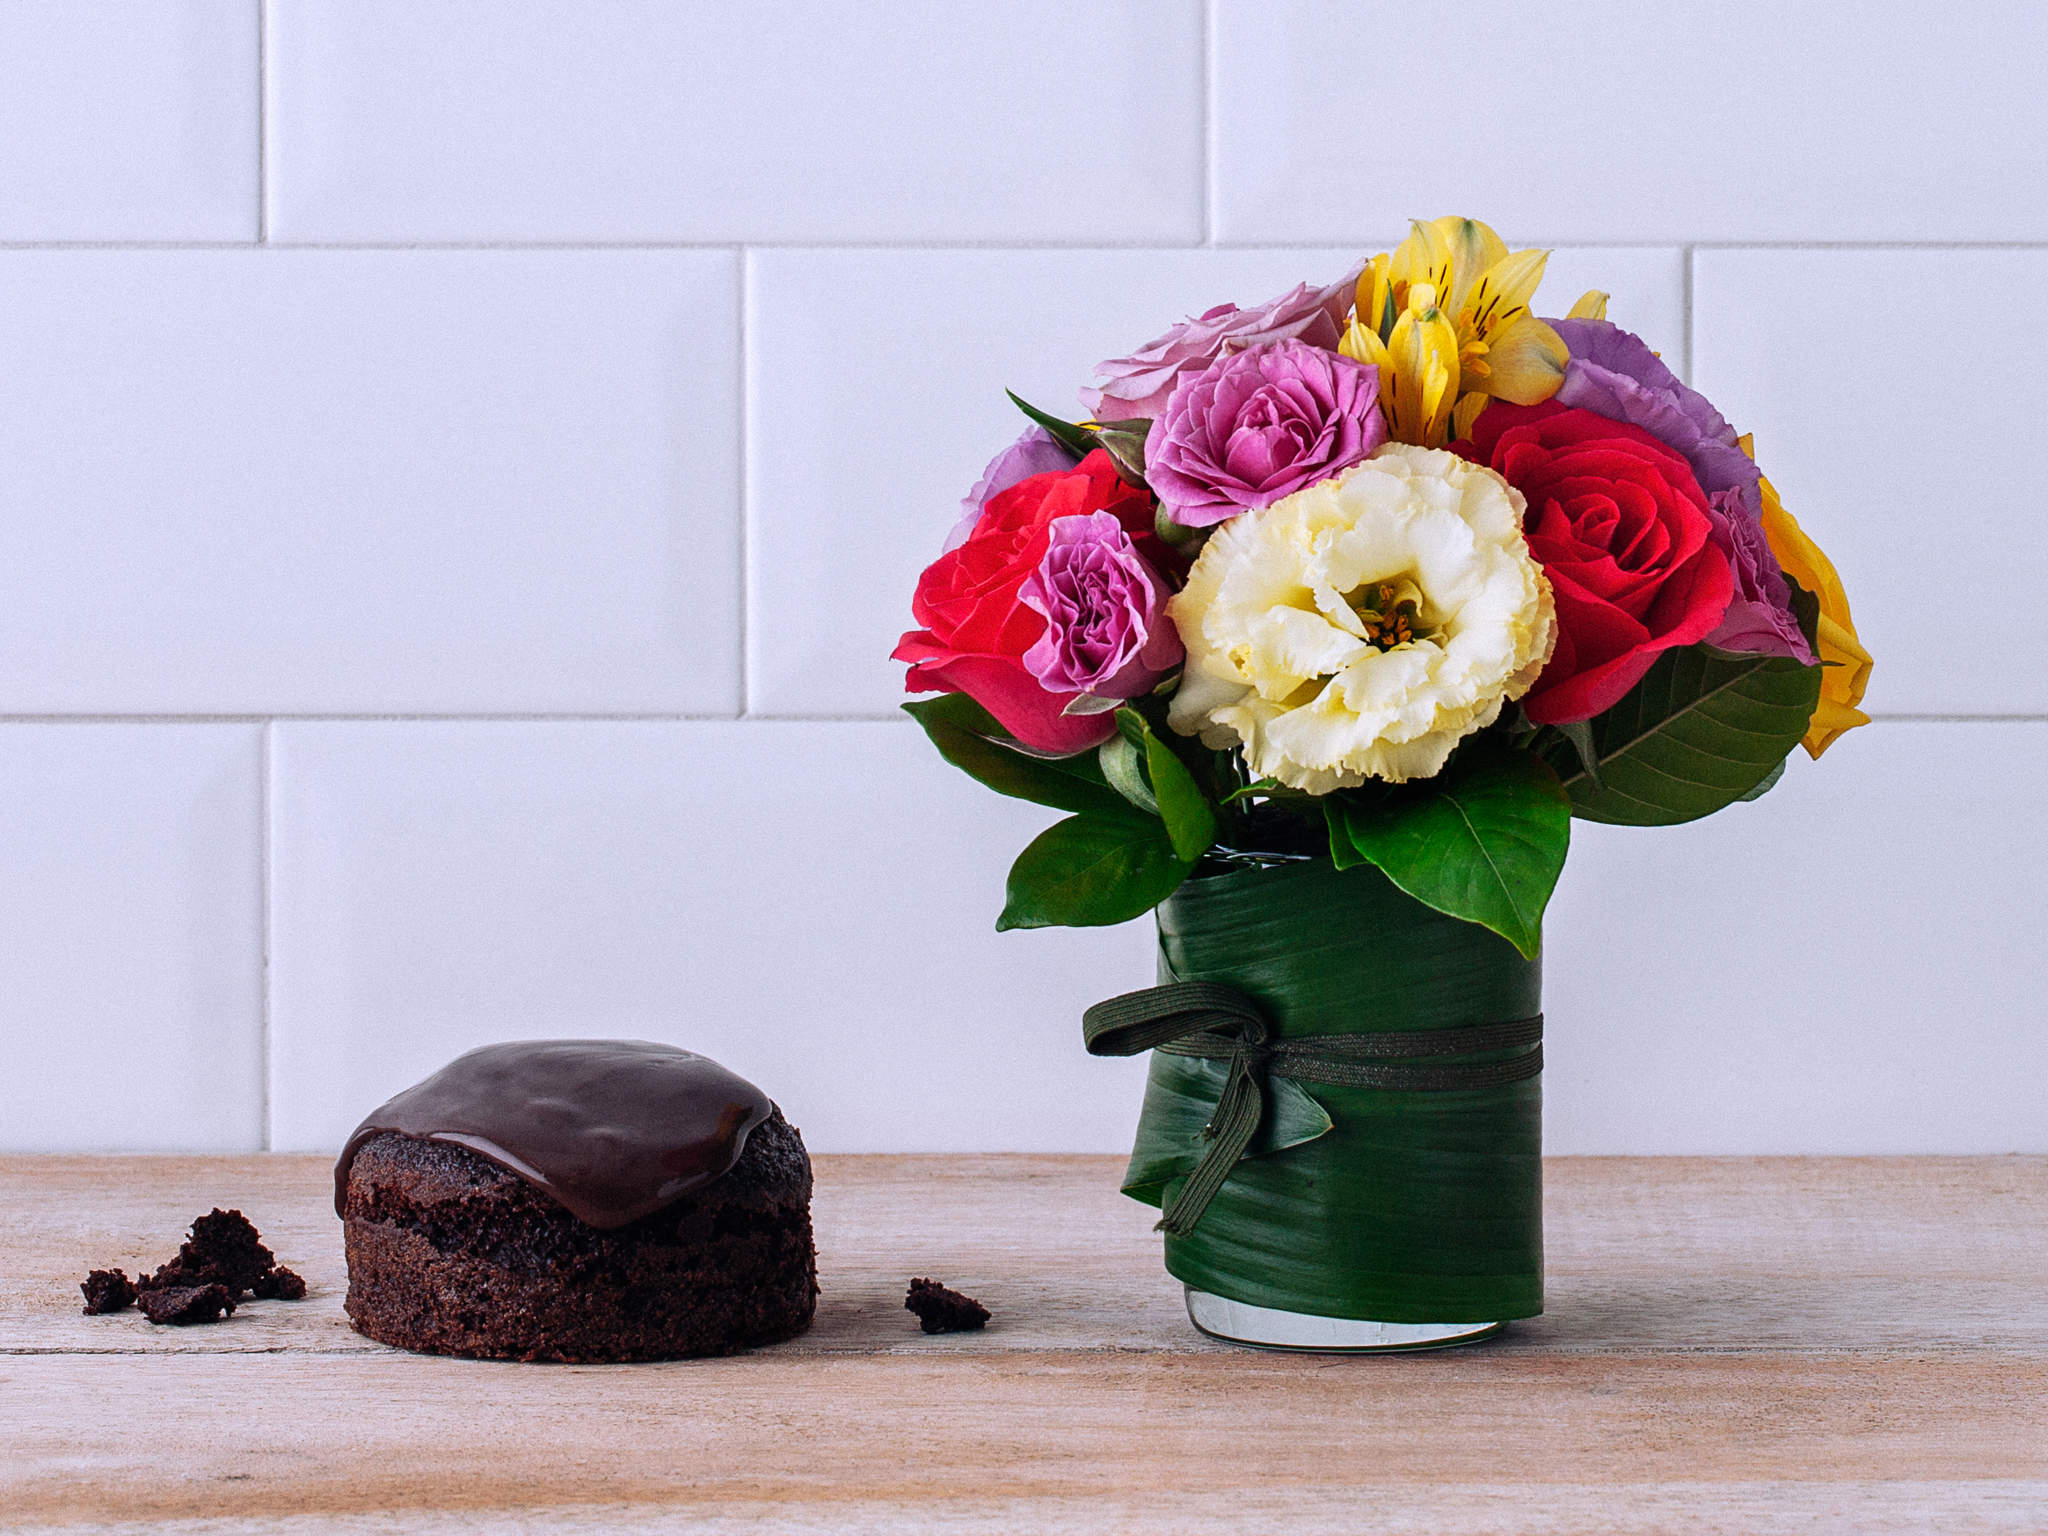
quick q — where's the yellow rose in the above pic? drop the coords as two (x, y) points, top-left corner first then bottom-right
(1757, 472), (1871, 758)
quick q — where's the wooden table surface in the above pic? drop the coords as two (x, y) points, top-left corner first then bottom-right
(3, 1153), (2044, 1534)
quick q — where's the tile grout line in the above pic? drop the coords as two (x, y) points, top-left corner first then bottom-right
(255, 0), (268, 244)
(2, 238), (2044, 255)
(257, 722), (273, 1151)
(1680, 245), (1695, 383)
(738, 248), (754, 720)
(0, 712), (2031, 725)
(1199, 0), (1215, 247)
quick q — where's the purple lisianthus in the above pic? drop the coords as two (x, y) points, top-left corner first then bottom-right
(943, 426), (1076, 553)
(1552, 318), (1811, 662)
(1703, 490), (1815, 661)
(1019, 512), (1181, 698)
(1079, 268), (1360, 424)
(1144, 341), (1385, 528)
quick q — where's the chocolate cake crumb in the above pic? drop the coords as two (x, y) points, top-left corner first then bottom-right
(253, 1265), (306, 1301)
(80, 1268), (136, 1315)
(137, 1257), (205, 1293)
(136, 1282), (236, 1326)
(175, 1209), (276, 1298)
(92, 1210), (302, 1319)
(905, 1277), (990, 1334)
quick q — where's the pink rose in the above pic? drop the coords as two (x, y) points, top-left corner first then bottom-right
(1019, 512), (1181, 698)
(1145, 341), (1386, 528)
(894, 451), (1161, 753)
(1079, 267), (1359, 423)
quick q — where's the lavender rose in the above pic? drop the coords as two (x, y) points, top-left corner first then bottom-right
(1019, 511), (1181, 698)
(1552, 318), (1811, 662)
(943, 426), (1076, 553)
(1079, 268), (1359, 424)
(1145, 341), (1386, 528)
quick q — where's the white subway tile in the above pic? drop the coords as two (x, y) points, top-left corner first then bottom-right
(1214, 1), (2048, 243)
(0, 250), (739, 715)
(269, 719), (2044, 1156)
(0, 726), (262, 1152)
(1692, 249), (2041, 715)
(1545, 722), (2046, 1153)
(267, 721), (1154, 1153)
(0, 2), (256, 240)
(267, 0), (1201, 244)
(748, 245), (1683, 717)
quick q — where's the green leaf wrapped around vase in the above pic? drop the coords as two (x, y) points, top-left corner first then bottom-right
(1131, 859), (1544, 1324)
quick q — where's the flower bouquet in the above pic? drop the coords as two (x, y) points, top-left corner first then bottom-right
(897, 218), (1871, 1349)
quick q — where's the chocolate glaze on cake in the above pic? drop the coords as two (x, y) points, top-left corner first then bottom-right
(334, 1039), (773, 1229)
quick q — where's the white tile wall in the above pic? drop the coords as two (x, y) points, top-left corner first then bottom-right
(1692, 249), (2048, 716)
(268, 721), (1152, 1153)
(0, 726), (262, 1152)
(0, 249), (739, 715)
(0, 2), (257, 241)
(266, 0), (1203, 244)
(1214, 1), (2048, 244)
(0, 7), (2038, 1153)
(1546, 723), (2048, 1154)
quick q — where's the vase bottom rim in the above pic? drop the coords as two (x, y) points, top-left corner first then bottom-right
(1183, 1288), (1503, 1352)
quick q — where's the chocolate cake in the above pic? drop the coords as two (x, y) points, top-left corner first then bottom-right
(335, 1040), (816, 1362)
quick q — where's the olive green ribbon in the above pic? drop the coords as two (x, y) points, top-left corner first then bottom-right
(1083, 982), (1544, 1237)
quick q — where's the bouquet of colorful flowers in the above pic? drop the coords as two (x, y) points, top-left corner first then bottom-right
(897, 218), (1871, 958)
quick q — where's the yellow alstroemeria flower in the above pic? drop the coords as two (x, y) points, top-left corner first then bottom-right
(1341, 217), (1569, 447)
(1746, 453), (1871, 758)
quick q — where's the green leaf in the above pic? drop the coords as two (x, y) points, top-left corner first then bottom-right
(1122, 1067), (1333, 1202)
(1098, 733), (1159, 815)
(1144, 727), (1219, 862)
(1325, 751), (1570, 959)
(1005, 391), (1095, 459)
(1551, 718), (1602, 786)
(1738, 757), (1787, 803)
(1786, 574), (1822, 653)
(1139, 858), (1544, 1322)
(1060, 691), (1123, 717)
(1090, 422), (1150, 489)
(996, 811), (1195, 930)
(902, 695), (1125, 818)
(1543, 643), (1822, 827)
(1154, 504), (1208, 555)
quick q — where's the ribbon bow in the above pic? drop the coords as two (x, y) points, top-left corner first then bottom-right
(1084, 981), (1543, 1237)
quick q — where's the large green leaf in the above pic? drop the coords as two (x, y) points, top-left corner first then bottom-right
(1144, 859), (1544, 1322)
(1324, 750), (1570, 959)
(996, 811), (1195, 931)
(1545, 642), (1822, 826)
(902, 694), (1126, 818)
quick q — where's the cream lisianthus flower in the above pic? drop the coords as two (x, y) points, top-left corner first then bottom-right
(1166, 444), (1555, 791)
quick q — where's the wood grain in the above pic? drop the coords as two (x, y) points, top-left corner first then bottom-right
(2, 1153), (2044, 1533)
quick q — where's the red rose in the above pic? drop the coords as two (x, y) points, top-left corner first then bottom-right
(894, 450), (1157, 753)
(1461, 401), (1733, 724)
